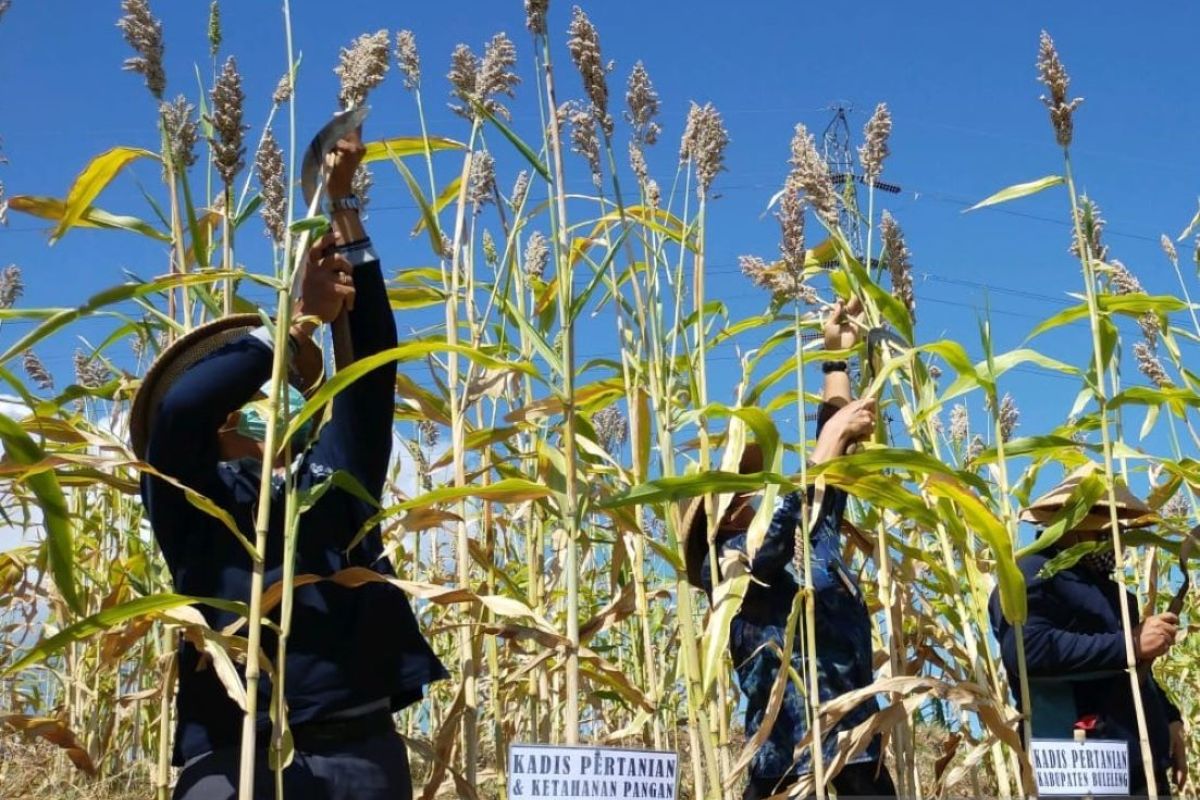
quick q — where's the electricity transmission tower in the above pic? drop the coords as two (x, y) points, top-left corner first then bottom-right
(820, 103), (901, 260)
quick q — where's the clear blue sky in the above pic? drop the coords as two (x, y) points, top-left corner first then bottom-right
(2, 1), (1198, 506)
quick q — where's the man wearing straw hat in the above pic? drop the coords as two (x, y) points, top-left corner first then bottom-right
(133, 130), (447, 799)
(990, 464), (1187, 797)
(687, 298), (896, 800)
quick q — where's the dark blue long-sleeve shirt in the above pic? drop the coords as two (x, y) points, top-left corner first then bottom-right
(141, 243), (447, 765)
(990, 549), (1181, 786)
(699, 418), (881, 781)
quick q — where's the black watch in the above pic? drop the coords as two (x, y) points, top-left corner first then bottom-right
(822, 360), (848, 374)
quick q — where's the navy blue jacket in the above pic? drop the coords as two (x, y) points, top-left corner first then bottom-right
(990, 548), (1181, 786)
(699, 433), (880, 780)
(141, 243), (447, 765)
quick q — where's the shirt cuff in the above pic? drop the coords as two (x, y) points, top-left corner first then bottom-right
(336, 237), (379, 268)
(248, 325), (297, 360)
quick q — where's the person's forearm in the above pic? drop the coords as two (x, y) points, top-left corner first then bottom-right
(821, 369), (852, 407)
(809, 424), (850, 465)
(329, 201), (366, 246)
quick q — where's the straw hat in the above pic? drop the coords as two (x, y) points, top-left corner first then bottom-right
(129, 314), (323, 460)
(1019, 462), (1154, 532)
(680, 443), (764, 589)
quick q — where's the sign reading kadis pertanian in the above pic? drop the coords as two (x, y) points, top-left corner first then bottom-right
(1031, 738), (1130, 796)
(507, 744), (678, 799)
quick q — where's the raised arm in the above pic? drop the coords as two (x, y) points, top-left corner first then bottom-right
(306, 129), (397, 500)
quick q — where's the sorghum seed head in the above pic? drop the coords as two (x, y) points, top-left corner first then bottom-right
(482, 229), (498, 267)
(22, 350), (53, 392)
(777, 185), (806, 274)
(1134, 341), (1171, 388)
(1070, 196), (1107, 262)
(510, 170), (530, 211)
(468, 151), (496, 208)
(1139, 312), (1160, 346)
(567, 102), (602, 189)
(336, 29), (390, 108)
(117, 0), (166, 100)
(625, 61), (660, 146)
(880, 211), (916, 320)
(525, 0), (549, 36)
(1037, 30), (1083, 148)
(0, 1), (10, 22)
(476, 33), (520, 120)
(0, 264), (23, 308)
(949, 404), (969, 445)
(646, 179), (661, 209)
(524, 231), (549, 280)
(207, 1), (221, 59)
(254, 129), (285, 243)
(1161, 234), (1178, 265)
(1109, 260), (1142, 295)
(990, 392), (1020, 441)
(160, 95), (198, 176)
(593, 405), (628, 456)
(394, 30), (421, 91)
(1162, 491), (1189, 520)
(928, 364), (943, 380)
(207, 56), (246, 186)
(739, 254), (818, 305)
(351, 163), (373, 216)
(273, 72), (293, 105)
(966, 434), (985, 462)
(567, 7), (611, 137)
(417, 418), (440, 449)
(629, 141), (649, 184)
(680, 102), (728, 198)
(74, 350), (112, 389)
(447, 44), (480, 119)
(858, 102), (892, 182)
(789, 123), (838, 227)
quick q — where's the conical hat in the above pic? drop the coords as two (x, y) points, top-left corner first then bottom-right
(1019, 462), (1154, 531)
(680, 443), (763, 589)
(129, 314), (323, 460)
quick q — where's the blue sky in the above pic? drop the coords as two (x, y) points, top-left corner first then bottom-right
(2, 1), (1199, 510)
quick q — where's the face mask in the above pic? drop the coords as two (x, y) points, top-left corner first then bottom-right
(236, 382), (315, 452)
(1081, 547), (1118, 577)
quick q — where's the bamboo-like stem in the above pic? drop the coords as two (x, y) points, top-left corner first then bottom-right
(236, 5), (300, 795)
(1062, 153), (1159, 799)
(536, 31), (582, 743)
(447, 125), (480, 782)
(222, 184), (234, 316)
(154, 635), (176, 800)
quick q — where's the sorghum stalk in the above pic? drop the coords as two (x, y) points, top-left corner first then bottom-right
(1063, 152), (1159, 798)
(534, 24), (584, 745)
(236, 4), (299, 796)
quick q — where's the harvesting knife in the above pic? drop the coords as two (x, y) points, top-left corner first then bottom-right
(291, 104), (370, 370)
(1167, 524), (1198, 616)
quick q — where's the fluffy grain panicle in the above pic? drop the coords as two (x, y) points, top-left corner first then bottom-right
(207, 56), (246, 186)
(336, 29), (390, 108)
(117, 0), (166, 99)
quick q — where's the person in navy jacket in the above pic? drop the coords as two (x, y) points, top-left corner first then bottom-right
(990, 465), (1187, 798)
(687, 297), (895, 799)
(132, 128), (447, 799)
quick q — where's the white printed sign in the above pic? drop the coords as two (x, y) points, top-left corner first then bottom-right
(1031, 739), (1130, 796)
(508, 744), (678, 799)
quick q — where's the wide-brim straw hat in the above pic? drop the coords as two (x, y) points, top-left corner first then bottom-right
(680, 443), (764, 589)
(1019, 462), (1155, 532)
(129, 314), (323, 460)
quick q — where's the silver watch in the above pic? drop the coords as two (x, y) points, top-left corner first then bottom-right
(328, 194), (361, 214)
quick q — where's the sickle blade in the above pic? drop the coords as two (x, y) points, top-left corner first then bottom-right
(300, 105), (370, 206)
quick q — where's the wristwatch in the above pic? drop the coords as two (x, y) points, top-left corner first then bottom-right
(328, 194), (361, 214)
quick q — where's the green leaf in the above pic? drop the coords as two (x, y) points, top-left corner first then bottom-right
(965, 175), (1064, 212)
(412, 177), (462, 235)
(394, 478), (552, 511)
(1, 593), (246, 676)
(474, 104), (551, 181)
(289, 215), (330, 238)
(362, 136), (465, 163)
(0, 415), (80, 615)
(700, 571), (749, 697)
(51, 147), (158, 243)
(0, 271), (236, 366)
(283, 342), (538, 443)
(384, 143), (444, 257)
(8, 195), (169, 242)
